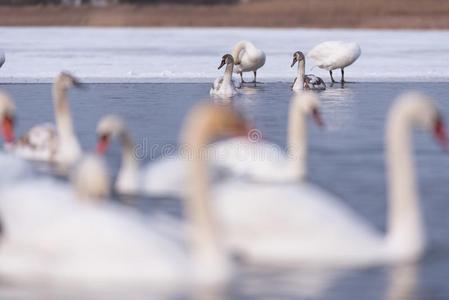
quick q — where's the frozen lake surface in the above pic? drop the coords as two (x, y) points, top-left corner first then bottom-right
(1, 27), (449, 82)
(1, 82), (449, 299)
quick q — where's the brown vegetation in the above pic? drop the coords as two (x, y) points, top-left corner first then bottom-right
(1, 0), (449, 28)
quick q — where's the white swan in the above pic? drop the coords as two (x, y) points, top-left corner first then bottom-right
(214, 92), (448, 266)
(0, 51), (5, 69)
(0, 103), (249, 288)
(210, 54), (239, 99)
(211, 91), (323, 182)
(291, 51), (326, 91)
(6, 72), (83, 168)
(308, 41), (361, 83)
(231, 40), (266, 85)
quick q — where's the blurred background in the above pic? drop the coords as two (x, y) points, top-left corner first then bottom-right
(0, 0), (448, 28)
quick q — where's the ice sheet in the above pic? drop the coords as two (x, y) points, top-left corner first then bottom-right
(0, 27), (448, 83)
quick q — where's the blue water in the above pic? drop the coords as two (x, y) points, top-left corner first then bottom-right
(2, 82), (449, 299)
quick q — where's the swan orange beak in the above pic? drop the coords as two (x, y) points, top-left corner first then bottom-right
(96, 134), (110, 155)
(312, 108), (324, 127)
(434, 117), (449, 150)
(2, 115), (15, 144)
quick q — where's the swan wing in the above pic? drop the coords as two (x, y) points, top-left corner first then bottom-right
(308, 41), (361, 70)
(305, 75), (326, 90)
(0, 179), (186, 285)
(215, 180), (384, 265)
(14, 123), (58, 162)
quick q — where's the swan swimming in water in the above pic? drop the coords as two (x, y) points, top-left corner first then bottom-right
(210, 54), (239, 99)
(290, 51), (326, 91)
(0, 103), (249, 288)
(231, 40), (266, 86)
(308, 41), (361, 83)
(1, 72), (83, 169)
(213, 92), (448, 266)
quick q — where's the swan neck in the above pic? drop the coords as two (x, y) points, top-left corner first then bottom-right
(386, 112), (424, 255)
(287, 100), (307, 180)
(52, 85), (75, 140)
(183, 124), (224, 268)
(119, 130), (138, 176)
(294, 61), (305, 90)
(231, 41), (248, 64)
(223, 62), (234, 85)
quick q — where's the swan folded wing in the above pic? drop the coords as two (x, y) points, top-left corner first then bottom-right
(305, 75), (326, 90)
(308, 42), (344, 69)
(14, 123), (58, 161)
(215, 180), (384, 265)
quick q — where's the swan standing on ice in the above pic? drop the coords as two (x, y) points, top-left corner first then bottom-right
(0, 103), (249, 288)
(231, 40), (266, 86)
(210, 54), (239, 99)
(214, 92), (448, 266)
(291, 51), (326, 91)
(0, 51), (5, 69)
(7, 72), (83, 168)
(308, 41), (361, 83)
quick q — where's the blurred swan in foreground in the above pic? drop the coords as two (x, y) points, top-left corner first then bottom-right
(308, 41), (361, 83)
(210, 54), (239, 98)
(144, 92), (322, 197)
(291, 51), (326, 91)
(231, 40), (266, 85)
(0, 103), (249, 288)
(3, 72), (83, 168)
(215, 92), (448, 266)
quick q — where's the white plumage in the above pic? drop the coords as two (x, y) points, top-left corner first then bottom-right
(308, 41), (361, 83)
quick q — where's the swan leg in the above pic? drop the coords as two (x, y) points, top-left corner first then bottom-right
(341, 68), (345, 83)
(239, 72), (246, 84)
(252, 71), (257, 86)
(330, 70), (336, 83)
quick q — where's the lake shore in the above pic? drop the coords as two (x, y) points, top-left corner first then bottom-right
(1, 0), (449, 28)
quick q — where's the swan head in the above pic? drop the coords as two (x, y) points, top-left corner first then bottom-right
(96, 115), (126, 154)
(218, 54), (234, 70)
(291, 51), (306, 68)
(391, 92), (449, 149)
(182, 103), (249, 146)
(0, 90), (16, 144)
(292, 91), (324, 127)
(71, 154), (111, 201)
(54, 72), (83, 90)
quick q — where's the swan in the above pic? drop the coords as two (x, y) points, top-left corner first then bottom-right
(291, 51), (326, 91)
(308, 41), (361, 83)
(96, 115), (140, 195)
(0, 103), (249, 288)
(5, 72), (83, 168)
(0, 51), (5, 69)
(0, 90), (15, 146)
(231, 40), (266, 85)
(143, 92), (322, 196)
(210, 54), (239, 99)
(211, 91), (323, 182)
(214, 92), (448, 266)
